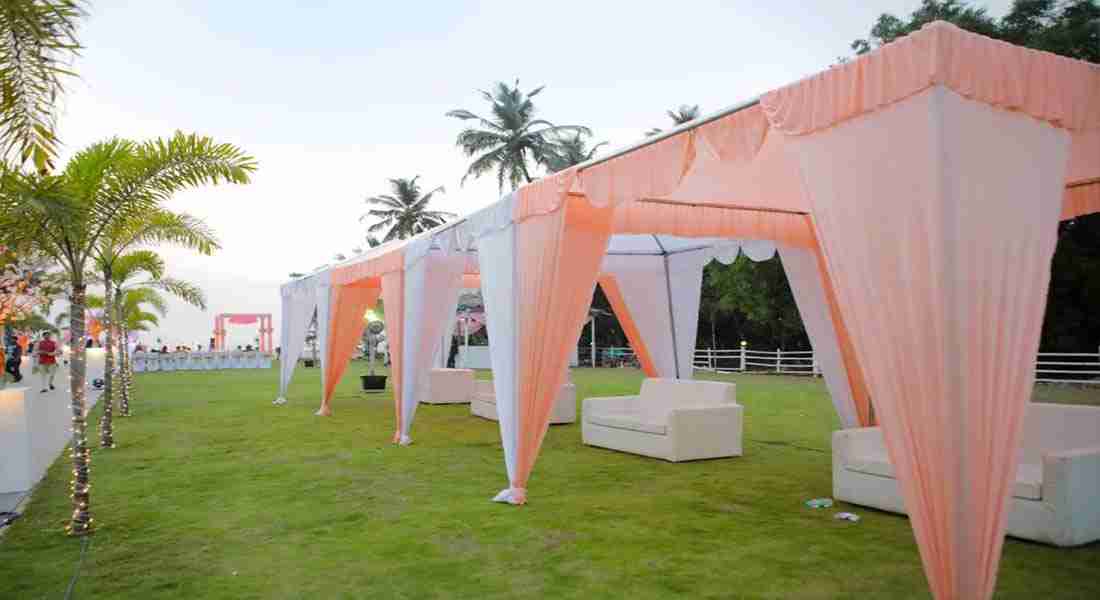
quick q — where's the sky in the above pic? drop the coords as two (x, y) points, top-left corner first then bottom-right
(55, 0), (1014, 348)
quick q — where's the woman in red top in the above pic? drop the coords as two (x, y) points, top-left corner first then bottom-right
(36, 331), (60, 393)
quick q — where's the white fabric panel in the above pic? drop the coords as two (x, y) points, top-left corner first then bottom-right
(278, 276), (320, 401)
(399, 242), (466, 441)
(601, 255), (676, 377)
(740, 239), (777, 262)
(665, 249), (708, 378)
(778, 246), (859, 429)
(474, 197), (519, 486)
(601, 249), (707, 379)
(315, 278), (333, 407)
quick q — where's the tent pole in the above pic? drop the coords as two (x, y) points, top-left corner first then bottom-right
(663, 255), (681, 379)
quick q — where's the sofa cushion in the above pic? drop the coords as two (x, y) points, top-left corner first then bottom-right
(587, 413), (667, 435)
(637, 378), (736, 423)
(846, 456), (1044, 500)
(847, 455), (895, 479)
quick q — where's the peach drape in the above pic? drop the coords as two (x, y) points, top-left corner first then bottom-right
(597, 275), (658, 378)
(380, 269), (405, 443)
(797, 87), (1068, 600)
(319, 279), (382, 414)
(510, 175), (614, 502)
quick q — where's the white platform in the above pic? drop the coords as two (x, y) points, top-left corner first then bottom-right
(1, 350), (104, 494)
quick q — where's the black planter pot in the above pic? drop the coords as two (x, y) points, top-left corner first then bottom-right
(360, 374), (387, 392)
(302, 359), (315, 368)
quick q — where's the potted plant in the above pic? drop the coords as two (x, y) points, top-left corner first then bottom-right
(360, 316), (386, 392)
(302, 313), (318, 367)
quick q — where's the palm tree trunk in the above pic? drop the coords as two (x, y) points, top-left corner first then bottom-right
(68, 281), (93, 535)
(520, 160), (533, 183)
(120, 318), (132, 417)
(99, 278), (115, 448)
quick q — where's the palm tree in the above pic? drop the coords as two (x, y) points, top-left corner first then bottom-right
(0, 0), (84, 172)
(544, 133), (608, 173)
(114, 279), (202, 417)
(104, 251), (205, 419)
(93, 211), (218, 447)
(361, 176), (456, 242)
(646, 104), (702, 136)
(0, 133), (254, 535)
(447, 80), (591, 191)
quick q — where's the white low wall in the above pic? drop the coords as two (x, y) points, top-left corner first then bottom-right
(0, 349), (104, 494)
(457, 346), (578, 369)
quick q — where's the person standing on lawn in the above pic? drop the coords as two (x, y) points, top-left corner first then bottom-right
(36, 331), (60, 393)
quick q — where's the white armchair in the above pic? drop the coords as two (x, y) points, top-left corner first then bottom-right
(471, 379), (577, 424)
(832, 402), (1100, 547)
(582, 378), (742, 462)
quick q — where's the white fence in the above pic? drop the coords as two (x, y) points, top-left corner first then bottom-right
(578, 345), (1100, 385)
(693, 347), (818, 375)
(1035, 350), (1100, 384)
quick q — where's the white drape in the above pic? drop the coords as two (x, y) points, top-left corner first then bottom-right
(599, 249), (707, 379)
(315, 279), (333, 412)
(468, 196), (520, 488)
(398, 233), (467, 442)
(778, 246), (859, 429)
(277, 276), (320, 403)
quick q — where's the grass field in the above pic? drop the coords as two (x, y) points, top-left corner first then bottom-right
(1, 365), (1097, 599)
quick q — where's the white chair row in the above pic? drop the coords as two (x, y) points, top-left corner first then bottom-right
(131, 351), (273, 372)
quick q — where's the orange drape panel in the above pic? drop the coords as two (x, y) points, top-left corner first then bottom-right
(800, 88), (1067, 600)
(513, 194), (613, 495)
(321, 279), (381, 413)
(381, 270), (405, 443)
(808, 225), (874, 427)
(461, 273), (481, 289)
(597, 275), (658, 378)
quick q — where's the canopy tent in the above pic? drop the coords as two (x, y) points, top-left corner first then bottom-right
(278, 22), (1100, 600)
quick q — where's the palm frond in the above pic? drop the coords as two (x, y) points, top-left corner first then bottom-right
(0, 0), (85, 172)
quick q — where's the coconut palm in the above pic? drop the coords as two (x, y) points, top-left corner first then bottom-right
(646, 104), (702, 136)
(0, 0), (84, 172)
(361, 176), (455, 242)
(544, 133), (608, 173)
(93, 211), (218, 447)
(0, 133), (254, 535)
(447, 80), (591, 191)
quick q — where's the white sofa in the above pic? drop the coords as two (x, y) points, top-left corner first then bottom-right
(582, 378), (743, 462)
(471, 379), (577, 424)
(422, 368), (476, 404)
(832, 402), (1100, 547)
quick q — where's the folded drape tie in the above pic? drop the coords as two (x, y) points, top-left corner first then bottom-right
(491, 487), (527, 505)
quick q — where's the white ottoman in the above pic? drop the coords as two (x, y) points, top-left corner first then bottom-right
(471, 380), (577, 424)
(422, 368), (475, 404)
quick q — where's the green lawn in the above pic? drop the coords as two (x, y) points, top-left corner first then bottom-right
(1, 366), (1097, 599)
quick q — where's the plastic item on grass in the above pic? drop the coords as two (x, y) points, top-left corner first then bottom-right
(834, 512), (861, 522)
(805, 498), (834, 509)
